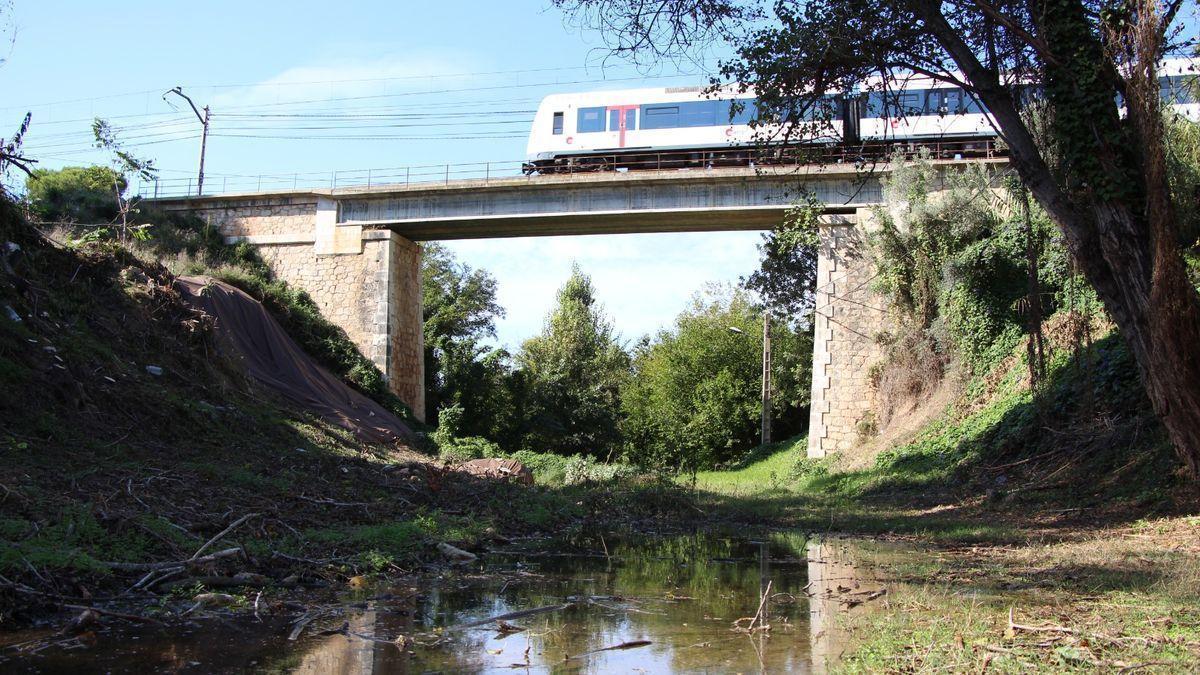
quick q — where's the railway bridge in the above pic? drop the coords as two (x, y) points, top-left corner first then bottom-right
(154, 159), (1000, 459)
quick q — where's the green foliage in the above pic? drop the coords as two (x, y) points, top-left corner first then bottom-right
(517, 264), (630, 456)
(690, 435), (811, 493)
(742, 193), (821, 319)
(869, 151), (1060, 374)
(25, 165), (125, 223)
(421, 242), (510, 433)
(1165, 113), (1200, 247)
(432, 403), (503, 461)
(622, 285), (812, 473)
(0, 504), (155, 574)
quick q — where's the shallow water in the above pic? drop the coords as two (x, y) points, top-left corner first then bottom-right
(2, 533), (891, 673)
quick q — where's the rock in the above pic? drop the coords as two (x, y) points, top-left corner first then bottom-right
(193, 592), (235, 607)
(3, 305), (20, 323)
(437, 542), (477, 563)
(119, 267), (150, 286)
(232, 572), (270, 586)
(63, 609), (100, 635)
(145, 365), (164, 376)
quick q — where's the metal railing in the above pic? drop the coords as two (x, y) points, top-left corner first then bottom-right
(136, 138), (1001, 199)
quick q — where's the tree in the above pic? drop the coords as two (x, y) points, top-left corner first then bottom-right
(0, 113), (33, 196)
(622, 284), (812, 474)
(25, 165), (125, 223)
(555, 0), (1200, 479)
(92, 119), (156, 242)
(742, 194), (821, 323)
(420, 242), (509, 436)
(517, 264), (630, 457)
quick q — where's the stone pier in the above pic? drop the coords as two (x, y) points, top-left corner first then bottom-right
(806, 208), (888, 458)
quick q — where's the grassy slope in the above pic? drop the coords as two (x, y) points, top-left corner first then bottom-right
(687, 321), (1199, 671)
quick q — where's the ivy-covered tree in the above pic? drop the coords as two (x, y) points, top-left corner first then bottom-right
(517, 265), (630, 457)
(555, 0), (1200, 479)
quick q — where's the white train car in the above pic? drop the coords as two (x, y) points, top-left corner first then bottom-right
(525, 59), (1199, 174)
(523, 85), (842, 173)
(1154, 57), (1200, 121)
(857, 72), (995, 146)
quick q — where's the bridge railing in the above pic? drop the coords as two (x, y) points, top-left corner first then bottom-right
(137, 138), (999, 199)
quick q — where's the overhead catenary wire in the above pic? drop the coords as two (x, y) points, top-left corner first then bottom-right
(4, 65), (710, 112)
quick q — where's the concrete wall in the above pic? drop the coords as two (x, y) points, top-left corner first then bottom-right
(175, 196), (426, 422)
(806, 208), (889, 458)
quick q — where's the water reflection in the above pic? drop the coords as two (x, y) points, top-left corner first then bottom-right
(286, 533), (878, 673)
(2, 534), (889, 674)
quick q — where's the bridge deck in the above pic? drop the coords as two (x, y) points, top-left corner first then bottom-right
(150, 158), (1007, 240)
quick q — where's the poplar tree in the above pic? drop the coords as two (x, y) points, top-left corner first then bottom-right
(518, 265), (630, 457)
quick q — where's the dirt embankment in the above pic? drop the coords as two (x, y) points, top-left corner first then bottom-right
(0, 217), (695, 631)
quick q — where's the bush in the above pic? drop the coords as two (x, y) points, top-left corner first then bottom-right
(25, 166), (125, 223)
(432, 404), (502, 461)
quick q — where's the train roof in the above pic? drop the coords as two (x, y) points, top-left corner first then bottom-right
(537, 57), (1199, 107)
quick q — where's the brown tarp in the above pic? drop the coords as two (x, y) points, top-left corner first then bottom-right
(176, 276), (414, 445)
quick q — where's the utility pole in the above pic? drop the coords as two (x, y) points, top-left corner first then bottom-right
(163, 87), (210, 196)
(761, 310), (772, 445)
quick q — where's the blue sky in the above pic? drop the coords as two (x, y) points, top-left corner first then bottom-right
(2, 0), (764, 348)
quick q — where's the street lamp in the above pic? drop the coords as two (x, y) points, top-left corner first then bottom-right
(729, 312), (772, 445)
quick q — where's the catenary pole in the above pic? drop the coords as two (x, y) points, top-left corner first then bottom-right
(163, 87), (209, 196)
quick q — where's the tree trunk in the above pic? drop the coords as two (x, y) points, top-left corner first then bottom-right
(914, 0), (1200, 480)
(1082, 203), (1200, 480)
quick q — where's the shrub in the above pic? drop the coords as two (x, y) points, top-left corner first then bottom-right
(25, 166), (125, 223)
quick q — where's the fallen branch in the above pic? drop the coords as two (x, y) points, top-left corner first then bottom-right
(446, 602), (575, 632)
(565, 639), (652, 661)
(192, 513), (260, 559)
(103, 546), (243, 572)
(62, 604), (164, 625)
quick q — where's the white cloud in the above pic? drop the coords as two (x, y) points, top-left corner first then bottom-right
(207, 55), (475, 111)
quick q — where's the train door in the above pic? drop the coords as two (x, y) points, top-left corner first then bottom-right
(840, 95), (862, 145)
(606, 105), (638, 149)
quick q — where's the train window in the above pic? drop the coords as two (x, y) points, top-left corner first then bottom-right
(925, 89), (951, 114)
(899, 91), (923, 116)
(679, 100), (719, 127)
(800, 96), (842, 121)
(552, 112), (563, 135)
(728, 98), (757, 124)
(609, 109), (620, 131)
(1161, 76), (1198, 104)
(577, 107), (606, 133)
(642, 105), (680, 129)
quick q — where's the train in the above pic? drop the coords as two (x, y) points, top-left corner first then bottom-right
(523, 58), (1200, 174)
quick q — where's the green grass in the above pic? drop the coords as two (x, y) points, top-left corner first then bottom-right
(690, 436), (810, 494)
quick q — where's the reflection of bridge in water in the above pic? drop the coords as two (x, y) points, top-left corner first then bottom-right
(155, 157), (1006, 457)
